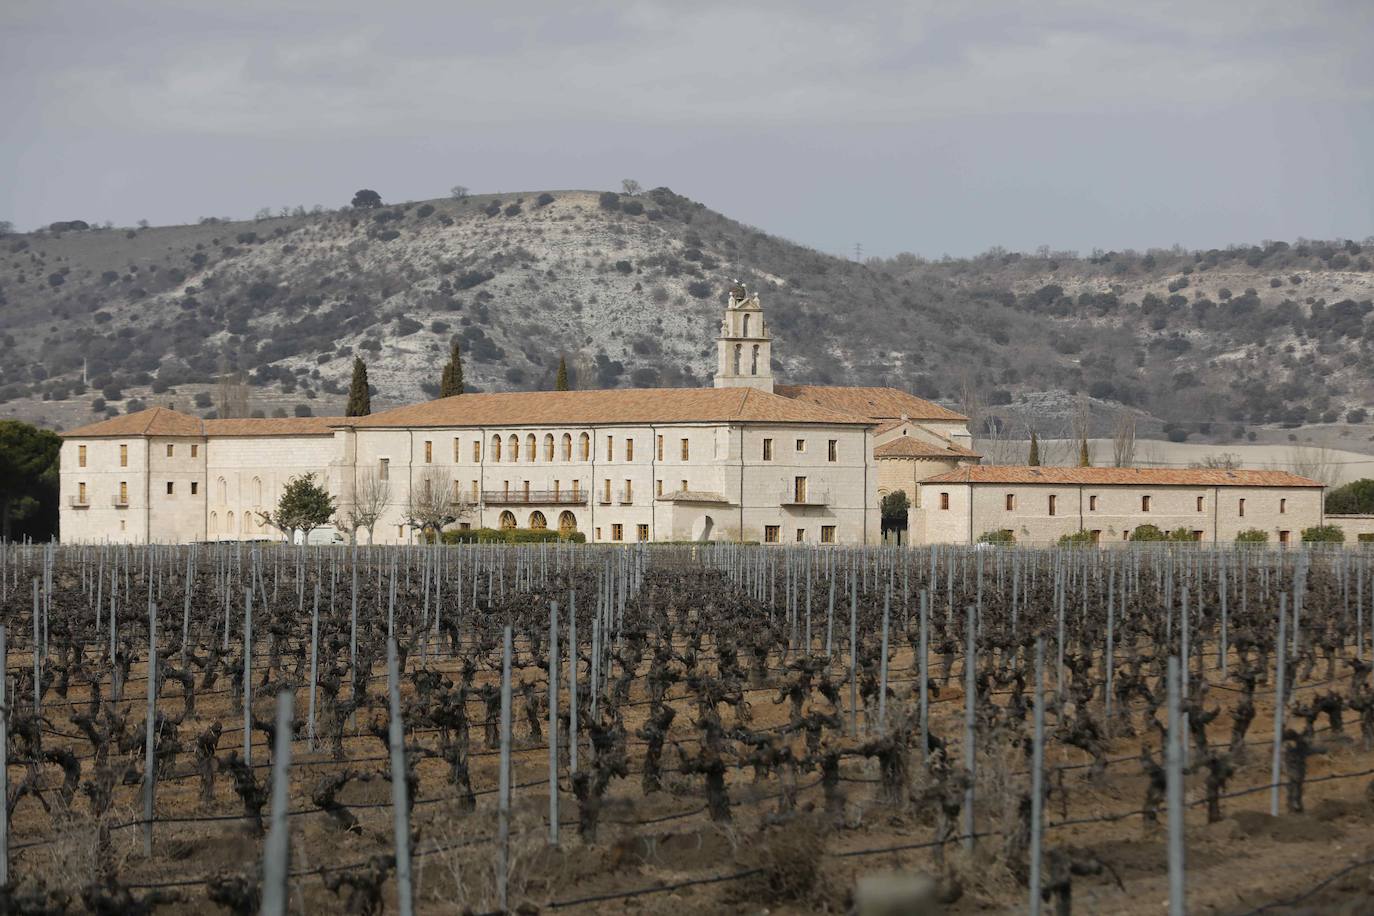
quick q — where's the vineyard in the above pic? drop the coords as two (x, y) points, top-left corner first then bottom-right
(2, 542), (1374, 914)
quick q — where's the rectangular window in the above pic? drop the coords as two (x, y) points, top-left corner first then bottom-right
(473, 440), (482, 462)
(78, 445), (87, 468)
(1279, 530), (1290, 545)
(120, 444), (128, 467)
(1196, 495), (1205, 512)
(603, 479), (612, 504)
(764, 525), (781, 543)
(656, 435), (664, 461)
(1238, 498), (1246, 517)
(1280, 498), (1287, 514)
(453, 438), (461, 462)
(796, 528), (805, 543)
(78, 482), (87, 503)
(1089, 495), (1098, 511)
(572, 480), (581, 499)
(828, 439), (837, 462)
(680, 479), (688, 493)
(1005, 493), (1015, 511)
(940, 492), (950, 510)
(611, 523), (624, 542)
(1192, 530), (1204, 541)
(656, 479), (664, 497)
(554, 479), (561, 500)
(1090, 529), (1101, 544)
(379, 458), (389, 480)
(606, 436), (614, 461)
(471, 480), (479, 500)
(1141, 495), (1151, 512)
(191, 481), (199, 496)
(637, 523), (649, 542)
(821, 525), (836, 544)
(595, 527), (602, 541)
(795, 438), (806, 452)
(166, 444), (174, 458)
(680, 438), (690, 460)
(523, 481), (531, 501)
(625, 439), (634, 461)
(166, 481), (174, 495)
(424, 440), (433, 463)
(504, 480), (511, 498)
(623, 479), (633, 503)
(1048, 494), (1057, 516)
(794, 476), (808, 502)
(191, 444), (199, 458)
(119, 481), (128, 504)
(762, 438), (773, 461)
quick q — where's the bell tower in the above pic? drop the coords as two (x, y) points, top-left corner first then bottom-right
(713, 282), (774, 393)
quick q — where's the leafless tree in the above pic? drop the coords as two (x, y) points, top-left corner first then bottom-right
(1287, 445), (1335, 485)
(621, 179), (642, 196)
(336, 469), (391, 545)
(215, 370), (251, 419)
(1191, 453), (1241, 470)
(1112, 410), (1137, 467)
(404, 468), (473, 541)
(1072, 395), (1093, 466)
(450, 185), (469, 201)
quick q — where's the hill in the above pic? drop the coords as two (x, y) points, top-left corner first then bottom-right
(1, 188), (1371, 452)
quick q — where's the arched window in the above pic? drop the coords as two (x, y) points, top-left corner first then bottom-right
(558, 511), (577, 536)
(508, 434), (519, 462)
(562, 433), (572, 461)
(544, 434), (555, 462)
(498, 510), (516, 530)
(242, 512), (251, 533)
(525, 433), (536, 461)
(743, 313), (751, 337)
(491, 435), (502, 462)
(529, 511), (547, 530)
(751, 344), (759, 375)
(733, 343), (742, 375)
(252, 476), (263, 505)
(579, 432), (590, 461)
(226, 511), (235, 534)
(216, 477), (227, 504)
(208, 512), (218, 534)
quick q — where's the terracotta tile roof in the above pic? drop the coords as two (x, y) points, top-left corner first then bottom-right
(920, 466), (1325, 488)
(62, 408), (348, 439)
(61, 407), (204, 439)
(343, 388), (873, 429)
(204, 417), (346, 437)
(774, 385), (968, 422)
(874, 436), (981, 460)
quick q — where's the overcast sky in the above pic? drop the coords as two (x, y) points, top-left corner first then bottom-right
(2, 0), (1371, 258)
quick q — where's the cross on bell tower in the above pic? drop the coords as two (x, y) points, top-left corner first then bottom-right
(713, 281), (774, 393)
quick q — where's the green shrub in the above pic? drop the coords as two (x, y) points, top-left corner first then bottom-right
(1301, 524), (1345, 544)
(977, 529), (1015, 545)
(1057, 530), (1094, 546)
(1165, 527), (1199, 543)
(440, 527), (586, 545)
(1129, 524), (1167, 542)
(1235, 528), (1269, 543)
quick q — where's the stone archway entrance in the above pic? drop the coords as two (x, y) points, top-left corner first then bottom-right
(558, 511), (578, 537)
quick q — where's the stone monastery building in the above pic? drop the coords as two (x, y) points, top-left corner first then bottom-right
(58, 288), (1324, 545)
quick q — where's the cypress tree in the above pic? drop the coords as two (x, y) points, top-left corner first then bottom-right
(438, 342), (465, 398)
(345, 357), (371, 417)
(1078, 438), (1091, 467)
(1027, 431), (1041, 466)
(555, 355), (570, 391)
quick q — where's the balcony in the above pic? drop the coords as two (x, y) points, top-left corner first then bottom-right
(780, 488), (830, 507)
(69, 495), (91, 508)
(481, 489), (587, 506)
(656, 489), (732, 504)
(112, 495), (130, 508)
